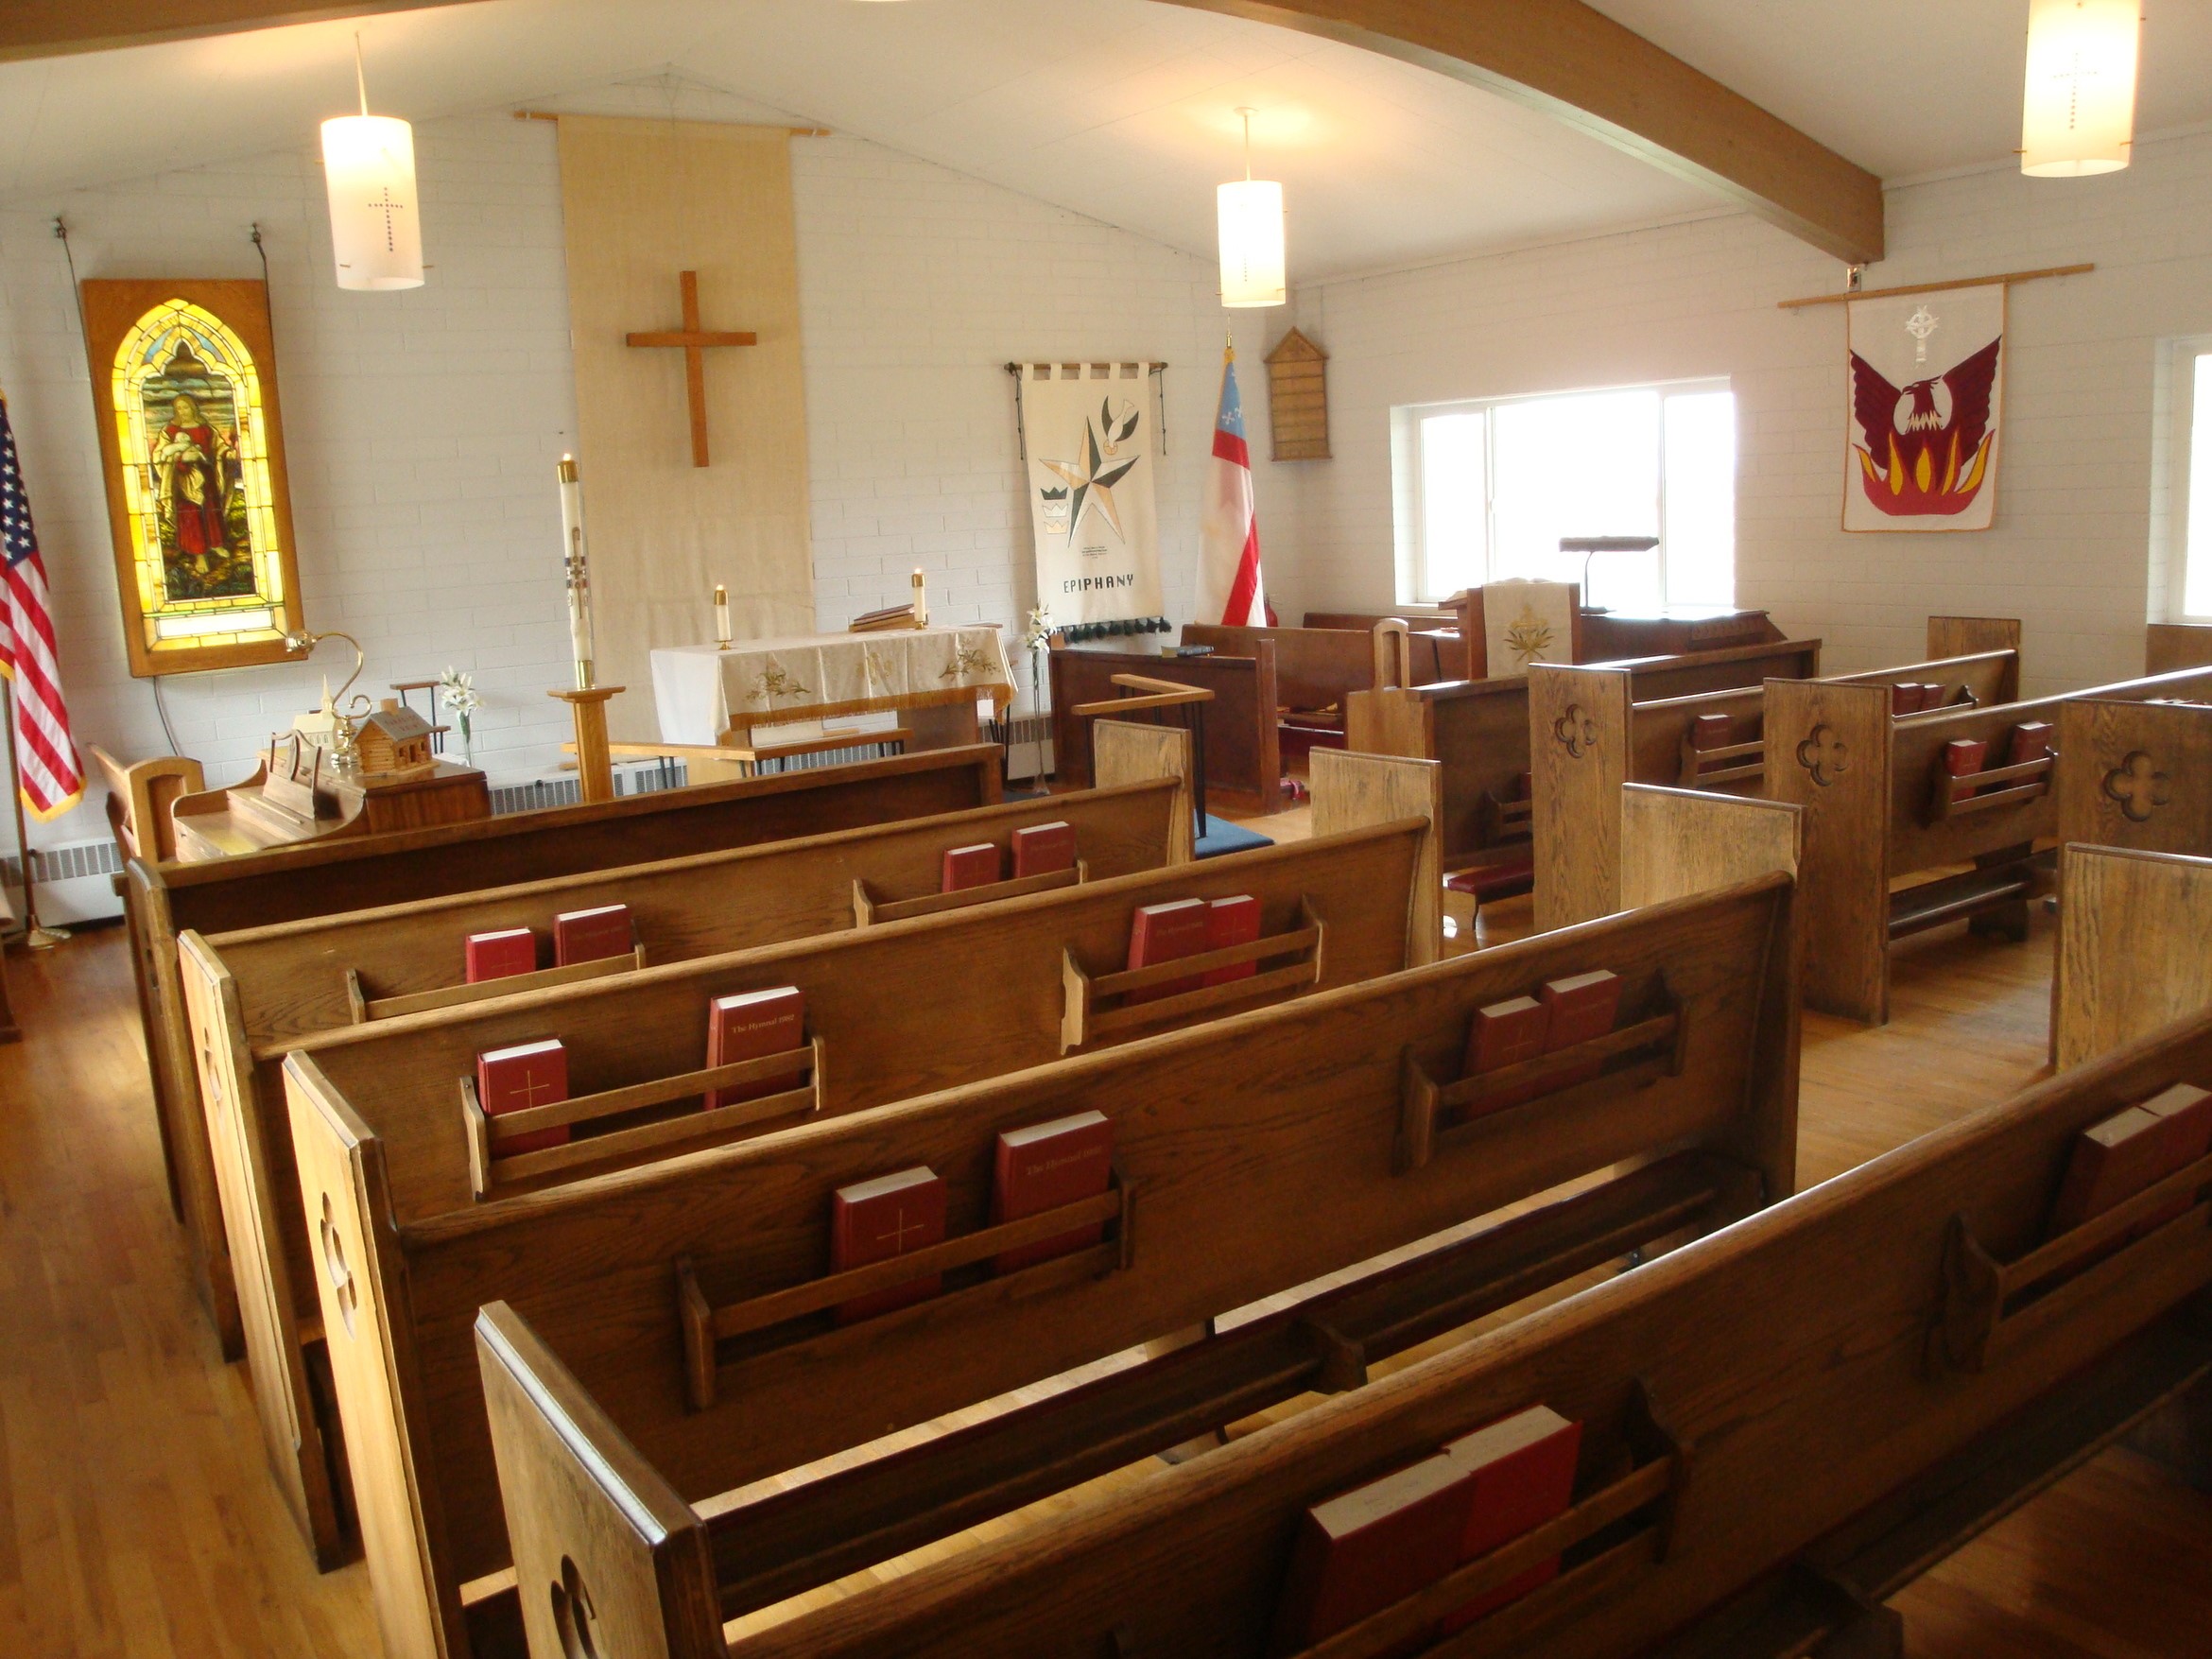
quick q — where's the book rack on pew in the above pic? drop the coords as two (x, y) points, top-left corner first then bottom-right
(346, 944), (648, 1024)
(852, 860), (1087, 926)
(459, 1036), (826, 1200)
(1282, 1381), (1691, 1659)
(1397, 977), (1689, 1173)
(676, 1163), (1136, 1411)
(1061, 895), (1327, 1051)
(1927, 751), (2055, 821)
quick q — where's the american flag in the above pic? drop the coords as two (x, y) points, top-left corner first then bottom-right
(1195, 344), (1270, 628)
(0, 397), (84, 821)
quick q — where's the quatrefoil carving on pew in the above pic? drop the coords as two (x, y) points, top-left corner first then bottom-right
(552, 1555), (604, 1659)
(1551, 703), (1599, 759)
(2102, 751), (2171, 822)
(1796, 724), (1850, 788)
(319, 1193), (359, 1339)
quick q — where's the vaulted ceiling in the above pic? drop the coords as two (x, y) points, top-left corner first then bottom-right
(4, 0), (2210, 284)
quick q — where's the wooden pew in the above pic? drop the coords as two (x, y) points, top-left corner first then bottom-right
(1050, 641), (1284, 813)
(599, 1008), (2212, 1659)
(2054, 845), (2212, 1070)
(1767, 665), (2212, 1025)
(127, 743), (1004, 1363)
(1306, 602), (1788, 684)
(1533, 631), (2018, 929)
(173, 733), (1189, 1564)
(2057, 694), (2212, 862)
(1182, 621), (1448, 761)
(1348, 636), (1822, 883)
(2147, 620), (2212, 675)
(292, 869), (1797, 1658)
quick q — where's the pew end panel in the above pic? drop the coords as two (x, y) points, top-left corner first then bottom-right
(285, 1052), (462, 1659)
(1091, 719), (1195, 864)
(2054, 845), (2212, 1070)
(2057, 696), (2212, 861)
(1309, 749), (1444, 966)
(93, 744), (206, 865)
(1764, 679), (1893, 1024)
(1529, 665), (1633, 931)
(476, 1302), (723, 1659)
(728, 1011), (2212, 1659)
(177, 932), (347, 1564)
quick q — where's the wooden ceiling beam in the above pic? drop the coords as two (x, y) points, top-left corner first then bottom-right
(1164, 0), (1885, 265)
(11, 0), (1884, 264)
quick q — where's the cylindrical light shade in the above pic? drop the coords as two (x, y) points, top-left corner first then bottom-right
(2021, 0), (2138, 177)
(320, 114), (424, 289)
(1218, 179), (1286, 308)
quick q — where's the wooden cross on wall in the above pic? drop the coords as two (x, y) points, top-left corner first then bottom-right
(625, 269), (756, 468)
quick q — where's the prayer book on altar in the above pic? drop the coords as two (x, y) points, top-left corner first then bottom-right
(465, 927), (537, 983)
(704, 987), (805, 1112)
(1126, 897), (1212, 1004)
(554, 904), (633, 966)
(1439, 1406), (1581, 1632)
(475, 1038), (569, 1153)
(830, 1166), (946, 1323)
(991, 1110), (1115, 1273)
(1011, 820), (1077, 878)
(942, 842), (1003, 891)
(1201, 893), (1261, 986)
(1539, 970), (1621, 1088)
(1270, 1452), (1474, 1651)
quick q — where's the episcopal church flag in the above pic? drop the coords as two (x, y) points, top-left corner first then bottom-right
(0, 397), (84, 821)
(1197, 345), (1268, 627)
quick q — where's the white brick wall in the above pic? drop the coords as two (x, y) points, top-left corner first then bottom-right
(0, 113), (1277, 855)
(1281, 127), (2212, 699)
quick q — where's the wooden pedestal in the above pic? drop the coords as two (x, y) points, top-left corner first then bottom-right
(551, 685), (624, 805)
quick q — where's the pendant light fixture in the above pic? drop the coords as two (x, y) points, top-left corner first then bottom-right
(320, 34), (424, 290)
(1218, 108), (1286, 308)
(2020, 0), (2140, 177)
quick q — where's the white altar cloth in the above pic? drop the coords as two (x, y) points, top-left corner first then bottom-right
(650, 627), (1013, 746)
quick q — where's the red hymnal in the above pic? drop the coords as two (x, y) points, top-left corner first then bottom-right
(1126, 897), (1212, 1004)
(1942, 737), (1988, 799)
(1689, 713), (1732, 769)
(1270, 1453), (1474, 1652)
(1201, 893), (1261, 987)
(1440, 1406), (1583, 1632)
(1011, 821), (1077, 878)
(465, 927), (537, 983)
(942, 842), (1003, 891)
(991, 1110), (1115, 1273)
(554, 904), (633, 967)
(1539, 970), (1621, 1089)
(2008, 721), (2054, 766)
(475, 1038), (569, 1153)
(2049, 1083), (2212, 1237)
(1459, 995), (1550, 1118)
(830, 1166), (946, 1323)
(704, 986), (805, 1111)
(1892, 683), (1922, 714)
(1918, 683), (1949, 711)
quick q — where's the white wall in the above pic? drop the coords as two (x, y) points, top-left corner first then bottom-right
(1281, 127), (2212, 697)
(0, 111), (1273, 857)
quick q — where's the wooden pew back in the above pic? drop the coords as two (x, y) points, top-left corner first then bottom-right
(171, 738), (1188, 1564)
(704, 1009), (2212, 1659)
(291, 872), (1796, 1656)
(126, 741), (1007, 1367)
(1181, 621), (1446, 713)
(93, 744), (206, 864)
(2147, 620), (2212, 675)
(1049, 643), (1283, 812)
(2055, 845), (2212, 1069)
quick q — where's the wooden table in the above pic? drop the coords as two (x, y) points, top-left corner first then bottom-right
(650, 628), (1013, 751)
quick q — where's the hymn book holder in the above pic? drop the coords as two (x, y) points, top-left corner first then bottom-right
(675, 1162), (1136, 1411)
(459, 1035), (824, 1201)
(346, 943), (648, 1024)
(851, 858), (1089, 927)
(1275, 1380), (1692, 1659)
(1060, 897), (1326, 1053)
(1396, 976), (1689, 1175)
(1926, 750), (2056, 823)
(1927, 1146), (2212, 1377)
(1480, 790), (1533, 849)
(1676, 732), (1764, 792)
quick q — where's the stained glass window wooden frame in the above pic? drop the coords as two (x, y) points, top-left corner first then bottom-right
(81, 278), (307, 678)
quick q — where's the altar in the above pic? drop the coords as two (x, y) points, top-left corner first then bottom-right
(650, 626), (1014, 749)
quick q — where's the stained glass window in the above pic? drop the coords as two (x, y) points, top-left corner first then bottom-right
(109, 298), (297, 662)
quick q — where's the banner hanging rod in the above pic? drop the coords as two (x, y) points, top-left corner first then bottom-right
(1777, 262), (2093, 310)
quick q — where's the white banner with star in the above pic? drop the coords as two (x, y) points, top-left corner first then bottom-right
(1019, 362), (1165, 631)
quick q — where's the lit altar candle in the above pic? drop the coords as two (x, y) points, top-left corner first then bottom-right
(714, 583), (731, 648)
(911, 567), (928, 629)
(557, 454), (595, 688)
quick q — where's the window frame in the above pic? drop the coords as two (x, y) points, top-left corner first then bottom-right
(2160, 335), (2212, 625)
(1398, 377), (1736, 608)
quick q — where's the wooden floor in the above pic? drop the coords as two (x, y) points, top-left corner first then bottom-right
(2, 894), (2207, 1656)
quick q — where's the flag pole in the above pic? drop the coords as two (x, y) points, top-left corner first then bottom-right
(1, 678), (68, 949)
